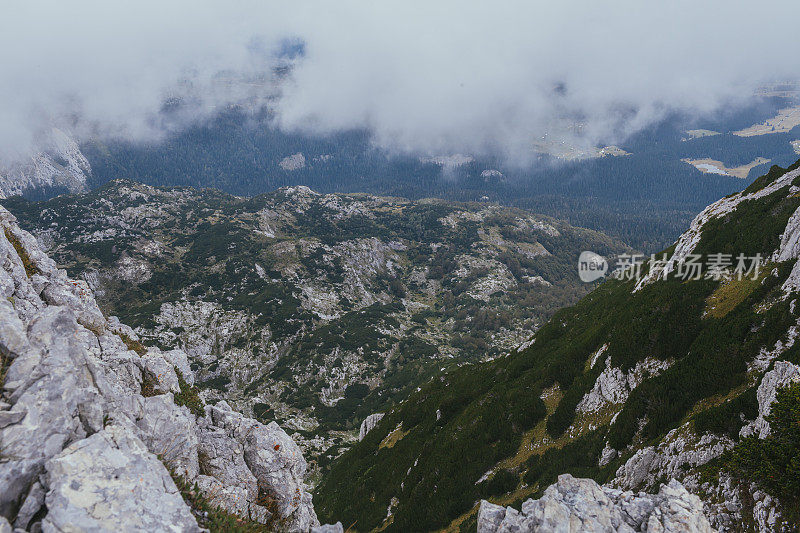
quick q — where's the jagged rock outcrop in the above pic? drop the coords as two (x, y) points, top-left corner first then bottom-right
(0, 129), (90, 199)
(310, 523), (344, 533)
(611, 424), (734, 492)
(477, 474), (713, 533)
(358, 413), (384, 441)
(740, 360), (800, 439)
(577, 356), (672, 414)
(0, 206), (325, 531)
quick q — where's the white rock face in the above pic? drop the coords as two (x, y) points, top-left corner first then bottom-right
(358, 413), (384, 441)
(773, 205), (800, 262)
(0, 128), (90, 199)
(0, 206), (321, 531)
(42, 424), (201, 533)
(279, 152), (306, 171)
(611, 424), (733, 492)
(311, 523), (344, 533)
(202, 401), (317, 529)
(774, 204), (800, 294)
(577, 356), (672, 414)
(740, 360), (800, 439)
(477, 474), (713, 533)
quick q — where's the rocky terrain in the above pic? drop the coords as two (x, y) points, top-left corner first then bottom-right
(315, 161), (800, 532)
(0, 205), (352, 531)
(0, 129), (90, 200)
(6, 162), (800, 531)
(0, 189), (721, 533)
(1, 180), (628, 477)
(478, 474), (713, 532)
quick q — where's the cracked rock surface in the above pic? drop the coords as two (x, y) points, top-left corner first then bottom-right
(478, 474), (713, 533)
(0, 206), (325, 532)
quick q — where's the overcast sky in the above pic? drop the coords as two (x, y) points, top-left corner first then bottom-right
(2, 0), (800, 162)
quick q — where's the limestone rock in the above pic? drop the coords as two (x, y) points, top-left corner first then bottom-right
(311, 523), (344, 533)
(477, 474), (713, 533)
(358, 413), (384, 441)
(202, 401), (319, 531)
(0, 206), (324, 530)
(42, 424), (201, 532)
(578, 356), (672, 415)
(140, 350), (181, 394)
(194, 475), (271, 524)
(740, 360), (800, 439)
(197, 419), (259, 501)
(135, 394), (200, 480)
(13, 480), (45, 530)
(611, 424), (733, 492)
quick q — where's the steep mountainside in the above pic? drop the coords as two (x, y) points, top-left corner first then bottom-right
(1, 181), (628, 476)
(0, 129), (90, 200)
(315, 161), (800, 532)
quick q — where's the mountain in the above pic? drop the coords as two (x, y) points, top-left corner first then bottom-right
(313, 161), (800, 532)
(77, 97), (800, 252)
(0, 186), (712, 533)
(3, 97), (798, 251)
(0, 129), (90, 200)
(0, 181), (628, 480)
(0, 205), (346, 532)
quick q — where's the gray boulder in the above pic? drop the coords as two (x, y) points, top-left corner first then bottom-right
(202, 401), (320, 532)
(42, 424), (201, 532)
(140, 350), (182, 395)
(311, 523), (344, 533)
(477, 474), (713, 533)
(135, 394), (200, 480)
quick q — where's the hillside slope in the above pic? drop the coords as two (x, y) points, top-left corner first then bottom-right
(315, 161), (800, 532)
(1, 181), (628, 477)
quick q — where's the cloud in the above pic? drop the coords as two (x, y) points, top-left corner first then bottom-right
(2, 0), (800, 162)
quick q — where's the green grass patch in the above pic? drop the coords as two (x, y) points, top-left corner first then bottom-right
(4, 228), (39, 277)
(705, 268), (769, 319)
(175, 370), (205, 417)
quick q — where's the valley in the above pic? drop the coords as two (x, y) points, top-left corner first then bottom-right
(1, 181), (629, 482)
(4, 4), (800, 532)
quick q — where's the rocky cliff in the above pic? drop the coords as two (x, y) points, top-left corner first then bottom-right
(0, 129), (90, 200)
(0, 205), (333, 531)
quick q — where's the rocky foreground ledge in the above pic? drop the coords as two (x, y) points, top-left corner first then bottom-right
(0, 205), (343, 532)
